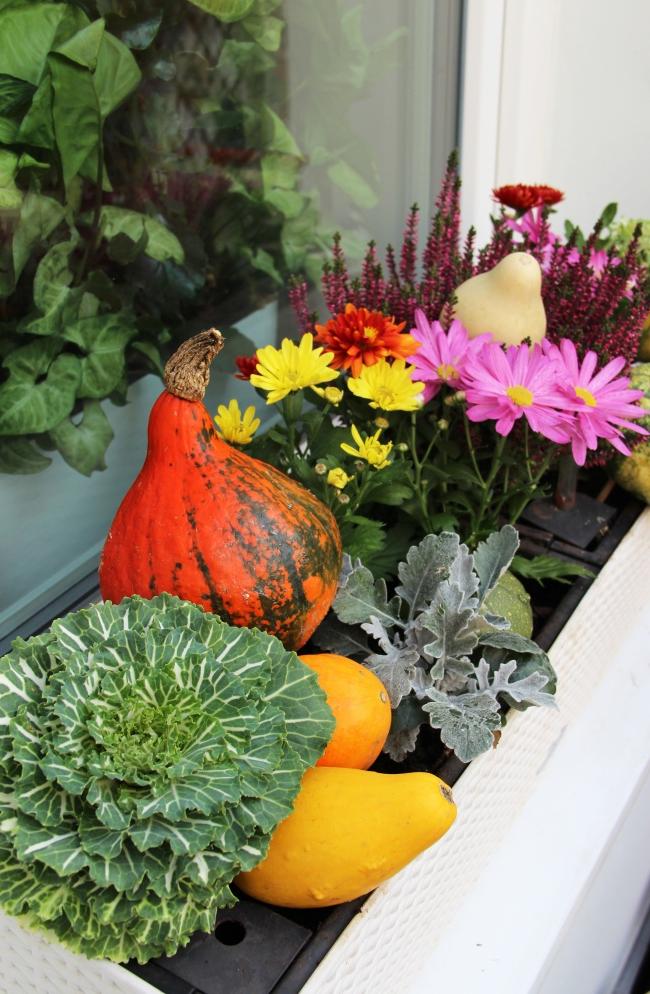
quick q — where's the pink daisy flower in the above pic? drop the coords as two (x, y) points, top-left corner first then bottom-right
(409, 310), (491, 402)
(463, 342), (570, 442)
(543, 339), (648, 465)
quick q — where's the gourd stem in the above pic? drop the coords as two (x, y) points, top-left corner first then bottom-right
(163, 329), (225, 401)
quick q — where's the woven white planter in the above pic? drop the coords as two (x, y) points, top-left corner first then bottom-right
(1, 509), (649, 994)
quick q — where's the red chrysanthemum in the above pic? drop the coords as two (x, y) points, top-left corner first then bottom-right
(235, 355), (259, 380)
(493, 184), (564, 211)
(314, 303), (416, 377)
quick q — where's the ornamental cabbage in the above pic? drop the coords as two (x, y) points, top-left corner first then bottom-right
(0, 595), (334, 963)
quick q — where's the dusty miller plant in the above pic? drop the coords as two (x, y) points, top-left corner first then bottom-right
(315, 524), (557, 763)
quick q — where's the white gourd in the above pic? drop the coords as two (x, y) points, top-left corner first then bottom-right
(452, 252), (547, 346)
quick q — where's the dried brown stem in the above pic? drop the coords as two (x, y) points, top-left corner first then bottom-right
(163, 329), (225, 401)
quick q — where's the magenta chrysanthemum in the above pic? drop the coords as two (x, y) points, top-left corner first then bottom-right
(463, 342), (569, 442)
(543, 339), (648, 464)
(409, 310), (491, 402)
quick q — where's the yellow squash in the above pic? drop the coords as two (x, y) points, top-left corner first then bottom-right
(236, 767), (457, 908)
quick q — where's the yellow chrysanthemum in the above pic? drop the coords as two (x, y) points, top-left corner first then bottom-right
(347, 359), (424, 412)
(327, 467), (351, 489)
(214, 399), (260, 445)
(250, 333), (338, 404)
(311, 385), (345, 405)
(340, 424), (393, 470)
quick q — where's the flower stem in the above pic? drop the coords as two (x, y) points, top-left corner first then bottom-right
(468, 433), (507, 545)
(463, 414), (485, 486)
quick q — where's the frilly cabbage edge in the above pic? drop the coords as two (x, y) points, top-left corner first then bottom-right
(0, 594), (334, 962)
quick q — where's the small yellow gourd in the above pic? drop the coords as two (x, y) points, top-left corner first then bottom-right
(236, 767), (457, 908)
(453, 251), (546, 346)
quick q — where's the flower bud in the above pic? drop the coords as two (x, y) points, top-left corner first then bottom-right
(315, 462), (327, 475)
(336, 491), (351, 504)
(437, 418), (449, 430)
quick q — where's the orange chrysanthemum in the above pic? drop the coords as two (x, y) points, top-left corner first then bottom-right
(315, 303), (416, 377)
(492, 184), (564, 211)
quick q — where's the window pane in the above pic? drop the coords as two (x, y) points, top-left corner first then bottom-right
(0, 0), (461, 638)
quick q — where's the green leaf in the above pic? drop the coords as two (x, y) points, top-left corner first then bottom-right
(266, 188), (305, 219)
(92, 29), (141, 118)
(261, 152), (300, 194)
(186, 0), (256, 21)
(244, 246), (282, 283)
(54, 19), (105, 70)
(339, 515), (386, 562)
(15, 815), (87, 876)
(364, 639), (420, 708)
(98, 206), (184, 263)
(327, 160), (378, 209)
(0, 339), (81, 435)
(418, 582), (481, 684)
(49, 400), (114, 475)
(333, 556), (402, 629)
(599, 201), (618, 229)
(384, 696), (425, 761)
(259, 103), (302, 157)
(0, 73), (34, 113)
(32, 239), (75, 314)
(0, 116), (18, 144)
(217, 39), (275, 78)
(49, 55), (100, 191)
(131, 340), (164, 376)
(16, 72), (55, 149)
(474, 524), (520, 602)
(0, 149), (21, 209)
(11, 192), (65, 287)
(62, 312), (136, 399)
(0, 437), (52, 474)
(0, 3), (71, 84)
(242, 13), (284, 51)
(395, 532), (461, 615)
(472, 657), (554, 709)
(510, 554), (593, 585)
(422, 689), (502, 763)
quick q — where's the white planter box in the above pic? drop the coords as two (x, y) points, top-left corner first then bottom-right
(1, 509), (649, 994)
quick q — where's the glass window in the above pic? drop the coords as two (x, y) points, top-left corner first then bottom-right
(0, 0), (462, 641)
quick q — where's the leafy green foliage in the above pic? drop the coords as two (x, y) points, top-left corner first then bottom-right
(0, 594), (333, 962)
(510, 554), (594, 585)
(1, 0), (401, 474)
(315, 525), (556, 763)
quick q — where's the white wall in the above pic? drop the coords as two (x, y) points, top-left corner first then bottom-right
(461, 0), (650, 240)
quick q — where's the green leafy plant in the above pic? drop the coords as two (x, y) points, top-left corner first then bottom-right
(314, 525), (556, 763)
(0, 0), (401, 475)
(510, 553), (594, 585)
(0, 594), (334, 962)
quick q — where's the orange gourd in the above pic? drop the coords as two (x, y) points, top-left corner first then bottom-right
(299, 653), (391, 769)
(99, 330), (342, 650)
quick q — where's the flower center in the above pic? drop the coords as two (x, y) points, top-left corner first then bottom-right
(363, 325), (379, 342)
(506, 385), (534, 407)
(436, 362), (458, 382)
(574, 385), (597, 407)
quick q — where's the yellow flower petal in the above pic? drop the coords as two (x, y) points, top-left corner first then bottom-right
(214, 398), (260, 445)
(347, 358), (424, 412)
